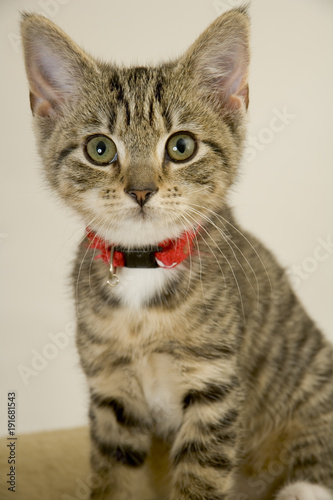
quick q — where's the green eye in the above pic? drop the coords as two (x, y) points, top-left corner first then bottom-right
(84, 135), (117, 166)
(166, 132), (197, 163)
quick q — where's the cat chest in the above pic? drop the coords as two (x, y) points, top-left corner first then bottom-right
(85, 291), (188, 435)
(109, 267), (178, 309)
(135, 353), (184, 436)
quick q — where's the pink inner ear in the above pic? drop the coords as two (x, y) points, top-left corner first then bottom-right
(218, 46), (249, 111)
(198, 43), (249, 113)
(29, 91), (53, 117)
(227, 83), (249, 111)
(29, 82), (60, 118)
(239, 84), (249, 109)
(24, 38), (79, 118)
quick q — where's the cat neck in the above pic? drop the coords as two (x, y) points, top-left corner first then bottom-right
(85, 227), (198, 270)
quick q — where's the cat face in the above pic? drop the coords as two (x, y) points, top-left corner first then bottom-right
(21, 9), (249, 247)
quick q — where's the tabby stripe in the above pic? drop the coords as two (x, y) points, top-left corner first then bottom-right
(91, 430), (147, 467)
(249, 337), (276, 381)
(271, 291), (297, 338)
(289, 332), (327, 409)
(154, 78), (163, 103)
(206, 409), (239, 432)
(200, 424), (238, 446)
(79, 356), (103, 377)
(173, 442), (233, 470)
(182, 343), (235, 360)
(249, 293), (297, 381)
(176, 486), (225, 500)
(175, 472), (227, 500)
(155, 342), (235, 360)
(91, 393), (145, 429)
(110, 356), (132, 368)
(109, 73), (124, 102)
(296, 360), (333, 411)
(57, 144), (78, 164)
(223, 114), (238, 136)
(148, 100), (155, 126)
(129, 66), (148, 85)
(290, 439), (316, 456)
(124, 100), (131, 126)
(66, 174), (90, 188)
(202, 140), (230, 170)
(203, 454), (233, 470)
(77, 322), (107, 346)
(162, 107), (172, 132)
(183, 380), (237, 410)
(98, 284), (121, 307)
(215, 431), (237, 445)
(317, 363), (333, 381)
(87, 116), (104, 127)
(258, 341), (291, 405)
(67, 163), (98, 183)
(148, 272), (185, 309)
(108, 106), (117, 135)
(293, 454), (319, 468)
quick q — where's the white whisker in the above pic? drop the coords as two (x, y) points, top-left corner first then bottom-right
(188, 204), (260, 302)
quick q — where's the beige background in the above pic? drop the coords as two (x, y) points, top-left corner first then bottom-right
(0, 0), (332, 435)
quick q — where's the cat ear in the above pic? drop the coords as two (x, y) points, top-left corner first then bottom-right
(182, 7), (250, 112)
(20, 13), (95, 118)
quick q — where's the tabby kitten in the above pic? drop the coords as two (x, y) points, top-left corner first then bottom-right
(21, 7), (333, 500)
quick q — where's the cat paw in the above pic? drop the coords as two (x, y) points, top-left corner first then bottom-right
(276, 482), (333, 500)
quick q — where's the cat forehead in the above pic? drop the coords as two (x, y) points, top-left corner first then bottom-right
(105, 64), (175, 107)
(100, 64), (183, 139)
(109, 66), (168, 92)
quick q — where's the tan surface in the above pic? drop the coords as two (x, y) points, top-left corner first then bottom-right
(0, 427), (90, 500)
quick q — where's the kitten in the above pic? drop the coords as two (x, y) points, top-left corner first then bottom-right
(21, 7), (333, 500)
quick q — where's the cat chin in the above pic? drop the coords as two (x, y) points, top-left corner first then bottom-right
(92, 220), (187, 248)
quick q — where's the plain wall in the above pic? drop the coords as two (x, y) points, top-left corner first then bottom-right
(0, 0), (332, 435)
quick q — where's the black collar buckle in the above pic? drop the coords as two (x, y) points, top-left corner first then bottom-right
(115, 246), (162, 268)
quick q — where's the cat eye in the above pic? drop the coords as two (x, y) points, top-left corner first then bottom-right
(166, 132), (197, 163)
(84, 134), (117, 166)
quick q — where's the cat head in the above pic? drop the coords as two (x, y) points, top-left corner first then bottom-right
(21, 8), (249, 247)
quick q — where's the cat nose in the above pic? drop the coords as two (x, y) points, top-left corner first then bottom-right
(125, 187), (158, 207)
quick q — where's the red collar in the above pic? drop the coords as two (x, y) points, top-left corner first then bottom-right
(86, 227), (198, 269)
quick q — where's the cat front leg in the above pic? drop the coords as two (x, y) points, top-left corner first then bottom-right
(88, 391), (155, 500)
(169, 376), (242, 500)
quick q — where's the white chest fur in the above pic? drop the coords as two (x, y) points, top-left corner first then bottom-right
(113, 267), (178, 309)
(136, 353), (184, 437)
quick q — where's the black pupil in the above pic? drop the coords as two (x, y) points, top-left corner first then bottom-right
(96, 141), (106, 156)
(176, 138), (186, 154)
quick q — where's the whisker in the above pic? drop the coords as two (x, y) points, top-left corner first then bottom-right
(183, 207), (243, 318)
(163, 208), (197, 299)
(188, 204), (260, 302)
(216, 209), (273, 295)
(194, 198), (271, 290)
(75, 212), (107, 318)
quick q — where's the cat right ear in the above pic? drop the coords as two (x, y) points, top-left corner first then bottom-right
(181, 7), (250, 113)
(20, 13), (95, 118)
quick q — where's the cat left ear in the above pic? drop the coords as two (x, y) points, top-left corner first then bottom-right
(182, 7), (250, 112)
(20, 13), (95, 118)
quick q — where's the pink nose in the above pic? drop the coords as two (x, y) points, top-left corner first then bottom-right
(125, 188), (157, 207)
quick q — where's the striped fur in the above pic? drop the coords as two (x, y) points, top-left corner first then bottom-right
(21, 7), (333, 500)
